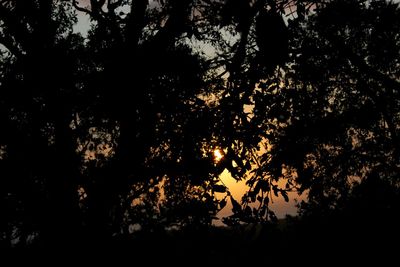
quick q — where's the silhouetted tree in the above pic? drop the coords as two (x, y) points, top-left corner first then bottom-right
(0, 0), (86, 248)
(1, 0), (399, 254)
(0, 0), (267, 247)
(246, 0), (400, 222)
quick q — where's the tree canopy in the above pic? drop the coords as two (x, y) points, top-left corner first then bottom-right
(1, 0), (399, 250)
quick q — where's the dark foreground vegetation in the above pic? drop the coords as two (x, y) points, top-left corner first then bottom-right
(6, 216), (400, 265)
(1, 0), (399, 263)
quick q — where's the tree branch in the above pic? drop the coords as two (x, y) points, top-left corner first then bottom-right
(72, 0), (93, 15)
(73, 0), (107, 21)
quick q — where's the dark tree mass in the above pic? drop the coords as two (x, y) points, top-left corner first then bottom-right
(0, 0), (399, 263)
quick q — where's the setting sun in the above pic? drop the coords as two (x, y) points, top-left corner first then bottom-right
(213, 149), (223, 162)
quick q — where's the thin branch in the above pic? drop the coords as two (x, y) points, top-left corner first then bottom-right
(72, 0), (93, 15)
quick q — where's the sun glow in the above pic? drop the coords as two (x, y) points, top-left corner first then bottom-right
(213, 149), (223, 162)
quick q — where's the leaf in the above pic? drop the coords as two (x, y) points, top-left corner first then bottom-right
(273, 185), (279, 197)
(219, 198), (227, 210)
(230, 195), (242, 213)
(213, 184), (227, 193)
(244, 160), (251, 170)
(281, 190), (289, 202)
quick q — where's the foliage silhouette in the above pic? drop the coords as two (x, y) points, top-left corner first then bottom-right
(0, 0), (399, 258)
(260, 0), (400, 219)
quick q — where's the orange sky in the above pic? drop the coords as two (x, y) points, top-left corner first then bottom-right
(214, 169), (305, 226)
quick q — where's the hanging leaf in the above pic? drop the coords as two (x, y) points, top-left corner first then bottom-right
(255, 9), (289, 70)
(273, 185), (279, 197)
(213, 184), (227, 193)
(219, 198), (227, 210)
(281, 190), (289, 202)
(230, 195), (242, 213)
